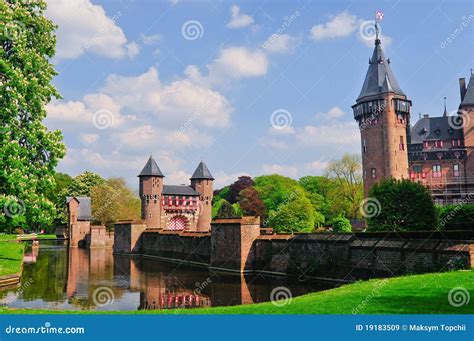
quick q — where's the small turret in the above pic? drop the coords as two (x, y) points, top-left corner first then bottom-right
(190, 161), (214, 231)
(138, 156), (164, 228)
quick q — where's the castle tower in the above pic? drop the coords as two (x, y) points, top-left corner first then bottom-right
(459, 72), (474, 182)
(138, 156), (164, 228)
(190, 161), (214, 231)
(352, 22), (411, 197)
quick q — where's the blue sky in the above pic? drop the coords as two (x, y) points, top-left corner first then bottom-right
(44, 0), (474, 188)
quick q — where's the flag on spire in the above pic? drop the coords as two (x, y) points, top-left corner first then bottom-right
(375, 10), (384, 21)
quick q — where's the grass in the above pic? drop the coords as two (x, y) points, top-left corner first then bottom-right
(0, 234), (57, 241)
(0, 270), (472, 314)
(0, 242), (25, 277)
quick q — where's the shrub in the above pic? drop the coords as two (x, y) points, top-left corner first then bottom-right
(367, 179), (437, 232)
(437, 204), (474, 230)
(332, 214), (352, 233)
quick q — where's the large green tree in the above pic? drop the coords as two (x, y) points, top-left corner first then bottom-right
(367, 178), (437, 231)
(0, 1), (65, 231)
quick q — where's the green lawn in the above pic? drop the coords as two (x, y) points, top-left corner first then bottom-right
(0, 234), (57, 241)
(0, 270), (472, 314)
(0, 242), (25, 277)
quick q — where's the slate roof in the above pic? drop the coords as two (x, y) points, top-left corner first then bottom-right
(190, 161), (214, 180)
(357, 39), (405, 102)
(461, 73), (474, 107)
(162, 185), (200, 196)
(410, 114), (463, 144)
(138, 156), (164, 177)
(66, 196), (91, 221)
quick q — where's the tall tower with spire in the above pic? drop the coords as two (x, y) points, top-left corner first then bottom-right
(352, 20), (412, 196)
(138, 156), (164, 228)
(190, 161), (214, 231)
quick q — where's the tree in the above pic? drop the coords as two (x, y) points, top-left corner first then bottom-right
(90, 177), (140, 228)
(238, 187), (266, 218)
(268, 196), (315, 234)
(227, 176), (254, 203)
(332, 214), (352, 232)
(215, 200), (241, 219)
(0, 1), (65, 231)
(367, 178), (437, 232)
(325, 154), (363, 219)
(67, 172), (105, 197)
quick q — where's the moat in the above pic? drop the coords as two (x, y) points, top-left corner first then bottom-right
(0, 241), (335, 311)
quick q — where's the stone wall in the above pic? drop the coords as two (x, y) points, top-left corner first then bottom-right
(113, 218), (474, 280)
(87, 225), (114, 248)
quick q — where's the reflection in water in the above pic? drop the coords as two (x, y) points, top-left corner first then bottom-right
(0, 241), (335, 311)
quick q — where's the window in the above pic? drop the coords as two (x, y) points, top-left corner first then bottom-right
(364, 169), (367, 179)
(453, 164), (460, 177)
(363, 139), (367, 153)
(399, 136), (404, 151)
(423, 141), (429, 149)
(432, 165), (442, 178)
(371, 168), (376, 179)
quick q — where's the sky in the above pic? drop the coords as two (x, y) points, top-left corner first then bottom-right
(43, 0), (474, 189)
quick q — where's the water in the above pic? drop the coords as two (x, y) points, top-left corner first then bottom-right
(0, 241), (336, 311)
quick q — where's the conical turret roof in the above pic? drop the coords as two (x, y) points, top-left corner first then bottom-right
(357, 38), (405, 102)
(138, 156), (164, 177)
(190, 161), (214, 180)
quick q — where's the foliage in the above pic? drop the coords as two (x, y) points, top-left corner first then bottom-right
(237, 187), (266, 217)
(227, 176), (254, 203)
(67, 172), (105, 197)
(0, 0), (65, 232)
(437, 204), (474, 231)
(325, 154), (363, 219)
(367, 179), (437, 232)
(215, 199), (241, 218)
(331, 214), (352, 233)
(90, 177), (140, 227)
(267, 196), (315, 233)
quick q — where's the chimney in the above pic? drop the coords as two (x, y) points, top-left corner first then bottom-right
(423, 114), (429, 118)
(459, 78), (467, 101)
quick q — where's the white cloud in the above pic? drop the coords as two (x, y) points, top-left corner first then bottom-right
(261, 160), (329, 179)
(263, 34), (300, 54)
(125, 42), (140, 59)
(141, 33), (162, 45)
(262, 164), (299, 178)
(227, 5), (254, 29)
(212, 170), (250, 189)
(310, 11), (358, 41)
(80, 133), (99, 145)
(315, 106), (345, 120)
(46, 0), (137, 60)
(296, 122), (359, 146)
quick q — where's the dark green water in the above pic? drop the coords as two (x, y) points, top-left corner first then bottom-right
(0, 241), (334, 311)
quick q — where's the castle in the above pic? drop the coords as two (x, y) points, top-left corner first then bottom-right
(138, 156), (214, 231)
(353, 22), (474, 204)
